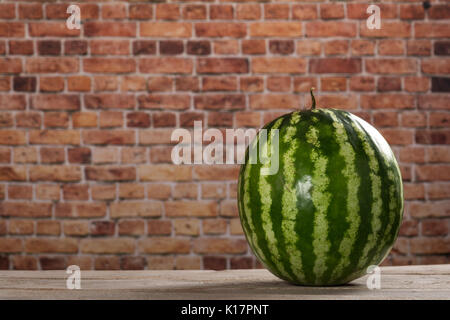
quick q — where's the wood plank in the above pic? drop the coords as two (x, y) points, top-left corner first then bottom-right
(0, 265), (449, 300)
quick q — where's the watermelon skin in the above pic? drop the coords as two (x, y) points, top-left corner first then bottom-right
(237, 108), (403, 286)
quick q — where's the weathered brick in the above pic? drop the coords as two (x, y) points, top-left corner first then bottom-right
(80, 239), (135, 254)
(139, 238), (190, 254)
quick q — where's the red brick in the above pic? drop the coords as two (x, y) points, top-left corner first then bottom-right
(252, 57), (306, 74)
(400, 4), (425, 20)
(361, 94), (415, 109)
(68, 148), (91, 164)
(361, 22), (411, 38)
(95, 257), (120, 270)
(231, 257), (253, 269)
(193, 238), (247, 254)
(183, 5), (207, 20)
(91, 40), (130, 56)
(93, 76), (119, 92)
(214, 40), (239, 55)
(415, 23), (450, 38)
(410, 238), (450, 254)
(418, 95), (450, 110)
(64, 221), (89, 236)
(380, 129), (414, 145)
(29, 22), (79, 37)
(0, 58), (22, 74)
(203, 256), (226, 270)
(102, 3), (127, 19)
(165, 201), (217, 217)
(121, 256), (146, 270)
(12, 256), (37, 270)
(197, 58), (248, 74)
(44, 113), (69, 128)
(41, 77), (65, 92)
(133, 40), (156, 55)
(84, 58), (136, 74)
(25, 238), (78, 254)
(91, 221), (115, 236)
(292, 4), (317, 20)
(196, 23), (245, 38)
(176, 256), (201, 270)
(310, 58), (361, 74)
(129, 4), (153, 20)
(46, 3), (98, 20)
(203, 219), (227, 235)
(211, 5), (234, 20)
(250, 94), (299, 110)
(0, 3), (15, 19)
(250, 22), (302, 37)
(36, 185), (60, 201)
(81, 239), (135, 254)
(148, 220), (172, 235)
(428, 5), (450, 20)
(26, 58), (78, 73)
(64, 40), (88, 55)
(174, 219), (200, 236)
(320, 3), (344, 19)
(85, 22), (136, 37)
(29, 130), (80, 145)
(121, 76), (146, 92)
(40, 147), (65, 163)
(140, 58), (192, 74)
(37, 221), (61, 236)
(404, 183), (425, 200)
(0, 131), (26, 146)
(13, 147), (37, 163)
(428, 146), (450, 163)
(306, 22), (356, 37)
(236, 4), (261, 20)
(83, 130), (134, 145)
(92, 186), (116, 201)
(416, 165), (450, 181)
(422, 219), (448, 236)
(30, 165), (81, 182)
(242, 40), (265, 55)
(56, 203), (106, 219)
(139, 238), (190, 254)
(264, 4), (289, 19)
(141, 22), (191, 37)
(63, 184), (89, 201)
(409, 201), (450, 218)
(9, 220), (34, 235)
(421, 59), (450, 75)
(119, 220), (145, 236)
(0, 22), (25, 37)
(85, 166), (135, 181)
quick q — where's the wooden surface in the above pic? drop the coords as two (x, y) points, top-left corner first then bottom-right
(0, 264), (449, 300)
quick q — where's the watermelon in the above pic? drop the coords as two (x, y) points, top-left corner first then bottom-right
(237, 89), (404, 286)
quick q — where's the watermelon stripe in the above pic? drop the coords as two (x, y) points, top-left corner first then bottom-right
(327, 111), (375, 283)
(267, 114), (300, 282)
(324, 110), (361, 282)
(277, 112), (306, 283)
(306, 124), (332, 282)
(238, 108), (403, 286)
(355, 117), (404, 265)
(346, 117), (384, 270)
(258, 117), (291, 279)
(242, 157), (269, 267)
(291, 113), (317, 284)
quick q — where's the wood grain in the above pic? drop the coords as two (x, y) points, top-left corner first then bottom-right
(0, 265), (449, 300)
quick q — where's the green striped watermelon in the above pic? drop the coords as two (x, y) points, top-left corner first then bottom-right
(237, 90), (404, 286)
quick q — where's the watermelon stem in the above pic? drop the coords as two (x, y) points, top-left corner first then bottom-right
(310, 87), (316, 110)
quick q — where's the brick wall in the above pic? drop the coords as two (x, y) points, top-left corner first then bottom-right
(0, 0), (449, 271)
